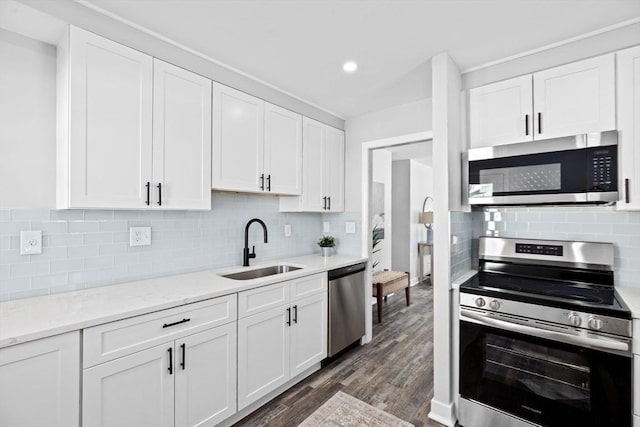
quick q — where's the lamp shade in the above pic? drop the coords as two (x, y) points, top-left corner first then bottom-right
(420, 211), (434, 225)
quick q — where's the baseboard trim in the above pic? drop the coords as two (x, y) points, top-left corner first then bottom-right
(429, 398), (456, 427)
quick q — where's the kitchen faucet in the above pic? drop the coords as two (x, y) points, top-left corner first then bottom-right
(243, 218), (268, 267)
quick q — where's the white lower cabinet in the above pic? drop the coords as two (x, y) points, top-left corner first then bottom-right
(237, 273), (328, 410)
(0, 332), (80, 427)
(82, 296), (237, 427)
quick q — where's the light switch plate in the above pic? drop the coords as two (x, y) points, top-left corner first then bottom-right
(284, 224), (291, 237)
(20, 230), (42, 255)
(323, 222), (330, 233)
(345, 222), (356, 234)
(130, 227), (151, 246)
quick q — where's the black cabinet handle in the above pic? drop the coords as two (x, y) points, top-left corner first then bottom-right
(168, 347), (173, 375)
(525, 114), (529, 136)
(162, 318), (191, 328)
(259, 174), (265, 191)
(625, 178), (630, 204)
(286, 307), (291, 326)
(537, 112), (542, 134)
(327, 197), (331, 211)
(293, 305), (298, 324)
(323, 196), (327, 210)
(157, 183), (162, 206)
(180, 343), (186, 370)
(145, 182), (151, 206)
(267, 174), (271, 192)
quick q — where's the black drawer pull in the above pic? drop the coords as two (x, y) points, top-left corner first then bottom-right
(267, 174), (271, 192)
(259, 174), (265, 191)
(525, 114), (529, 136)
(168, 347), (173, 375)
(293, 305), (298, 324)
(157, 182), (162, 206)
(180, 343), (186, 370)
(327, 197), (331, 210)
(537, 112), (542, 134)
(145, 182), (150, 206)
(286, 307), (291, 326)
(162, 318), (191, 328)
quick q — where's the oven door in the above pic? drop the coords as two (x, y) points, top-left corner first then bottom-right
(467, 136), (617, 205)
(459, 310), (631, 427)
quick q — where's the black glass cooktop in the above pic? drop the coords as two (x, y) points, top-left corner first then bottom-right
(460, 269), (631, 319)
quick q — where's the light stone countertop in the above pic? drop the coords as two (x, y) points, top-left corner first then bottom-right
(616, 286), (640, 319)
(0, 254), (368, 349)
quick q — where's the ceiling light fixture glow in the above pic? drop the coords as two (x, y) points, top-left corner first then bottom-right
(343, 61), (358, 73)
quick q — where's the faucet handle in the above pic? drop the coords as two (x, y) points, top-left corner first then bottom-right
(249, 245), (256, 259)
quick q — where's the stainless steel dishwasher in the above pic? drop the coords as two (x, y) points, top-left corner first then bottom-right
(327, 262), (367, 357)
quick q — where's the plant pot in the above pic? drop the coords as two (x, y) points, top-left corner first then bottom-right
(321, 247), (332, 257)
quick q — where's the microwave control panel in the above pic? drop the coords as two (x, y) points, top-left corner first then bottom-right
(587, 146), (617, 191)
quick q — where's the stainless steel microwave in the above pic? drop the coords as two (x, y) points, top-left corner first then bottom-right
(467, 130), (618, 206)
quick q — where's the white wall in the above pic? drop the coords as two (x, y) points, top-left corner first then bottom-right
(371, 149), (392, 271)
(391, 160), (410, 273)
(345, 98), (432, 213)
(0, 28), (56, 208)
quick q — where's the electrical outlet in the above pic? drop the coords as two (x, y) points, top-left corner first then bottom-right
(323, 221), (330, 233)
(284, 224), (291, 237)
(345, 222), (356, 234)
(20, 230), (42, 255)
(130, 227), (151, 246)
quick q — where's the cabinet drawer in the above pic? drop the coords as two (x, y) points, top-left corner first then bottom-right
(83, 295), (237, 368)
(635, 320), (640, 355)
(290, 273), (326, 300)
(238, 282), (289, 318)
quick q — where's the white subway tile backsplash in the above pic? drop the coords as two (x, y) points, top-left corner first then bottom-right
(0, 193), (323, 301)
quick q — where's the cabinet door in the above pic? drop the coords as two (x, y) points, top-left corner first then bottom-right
(66, 26), (153, 208)
(0, 332), (80, 427)
(212, 83), (264, 192)
(83, 344), (174, 427)
(616, 45), (640, 211)
(290, 292), (327, 377)
(264, 103), (302, 195)
(153, 59), (212, 210)
(175, 323), (237, 427)
(300, 117), (325, 211)
(323, 126), (345, 212)
(469, 75), (533, 148)
(533, 54), (615, 139)
(237, 306), (290, 410)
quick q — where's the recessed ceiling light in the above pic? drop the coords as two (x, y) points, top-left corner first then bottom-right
(343, 61), (358, 73)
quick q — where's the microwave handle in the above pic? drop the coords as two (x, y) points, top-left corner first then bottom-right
(460, 309), (629, 353)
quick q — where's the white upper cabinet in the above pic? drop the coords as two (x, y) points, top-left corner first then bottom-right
(616, 45), (640, 211)
(152, 59), (212, 210)
(57, 27), (212, 210)
(469, 53), (615, 148)
(212, 83), (302, 195)
(469, 75), (533, 147)
(212, 83), (264, 193)
(280, 117), (345, 212)
(58, 26), (153, 209)
(0, 332), (80, 427)
(533, 54), (615, 139)
(264, 103), (303, 195)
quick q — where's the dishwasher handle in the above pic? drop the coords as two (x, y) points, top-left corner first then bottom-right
(328, 262), (367, 281)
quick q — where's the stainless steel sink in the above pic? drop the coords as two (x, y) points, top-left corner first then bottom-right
(220, 264), (301, 281)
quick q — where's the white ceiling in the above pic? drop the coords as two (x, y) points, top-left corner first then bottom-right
(38, 1), (640, 118)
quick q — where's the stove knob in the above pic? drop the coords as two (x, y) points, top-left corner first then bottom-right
(489, 300), (501, 310)
(568, 312), (582, 327)
(588, 316), (603, 331)
(475, 297), (486, 308)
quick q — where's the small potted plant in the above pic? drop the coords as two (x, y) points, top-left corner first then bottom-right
(317, 235), (336, 257)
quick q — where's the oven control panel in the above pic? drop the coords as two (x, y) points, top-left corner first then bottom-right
(587, 145), (617, 192)
(515, 243), (563, 256)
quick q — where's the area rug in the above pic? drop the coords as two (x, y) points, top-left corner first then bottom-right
(299, 391), (414, 427)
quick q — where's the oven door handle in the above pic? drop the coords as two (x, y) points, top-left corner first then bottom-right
(460, 309), (629, 353)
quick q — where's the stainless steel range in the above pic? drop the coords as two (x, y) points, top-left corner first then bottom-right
(459, 237), (632, 427)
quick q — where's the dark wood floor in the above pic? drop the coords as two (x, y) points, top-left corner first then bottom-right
(234, 282), (441, 426)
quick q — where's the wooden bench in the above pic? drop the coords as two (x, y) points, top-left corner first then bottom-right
(372, 270), (410, 323)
